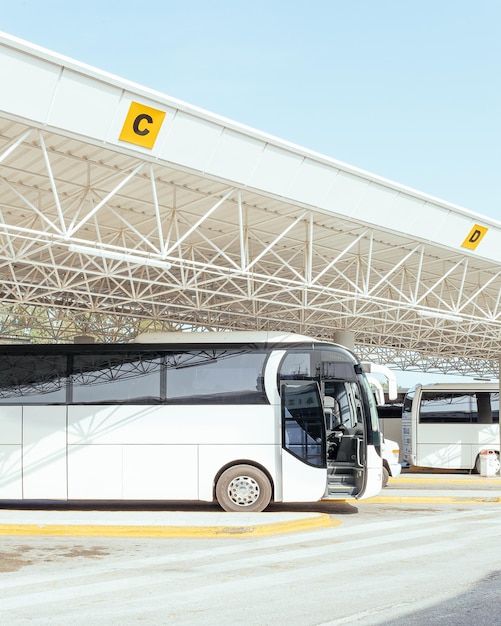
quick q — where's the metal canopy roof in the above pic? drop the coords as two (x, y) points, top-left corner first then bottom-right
(0, 32), (500, 377)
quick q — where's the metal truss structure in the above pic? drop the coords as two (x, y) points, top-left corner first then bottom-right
(1, 115), (500, 378)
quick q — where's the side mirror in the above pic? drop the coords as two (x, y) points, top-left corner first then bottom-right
(366, 375), (385, 405)
(361, 363), (398, 401)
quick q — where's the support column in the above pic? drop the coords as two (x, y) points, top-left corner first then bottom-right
(333, 331), (355, 352)
(74, 335), (95, 344)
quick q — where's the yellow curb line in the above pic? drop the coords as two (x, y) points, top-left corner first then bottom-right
(391, 477), (501, 484)
(0, 514), (340, 538)
(358, 496), (501, 504)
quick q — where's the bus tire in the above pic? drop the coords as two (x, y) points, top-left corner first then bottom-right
(474, 452), (501, 475)
(216, 464), (272, 512)
(382, 465), (389, 488)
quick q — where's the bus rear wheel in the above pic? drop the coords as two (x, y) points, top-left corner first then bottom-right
(474, 452), (500, 475)
(216, 464), (272, 512)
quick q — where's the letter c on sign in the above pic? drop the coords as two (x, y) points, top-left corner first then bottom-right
(133, 114), (153, 136)
(119, 101), (166, 149)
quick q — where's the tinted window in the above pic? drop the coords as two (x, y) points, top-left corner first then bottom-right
(0, 346), (269, 406)
(71, 351), (163, 404)
(419, 391), (499, 424)
(402, 393), (414, 414)
(279, 349), (356, 382)
(166, 349), (267, 404)
(323, 380), (364, 429)
(282, 381), (325, 467)
(0, 353), (67, 404)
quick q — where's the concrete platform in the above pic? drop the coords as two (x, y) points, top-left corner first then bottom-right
(365, 473), (501, 504)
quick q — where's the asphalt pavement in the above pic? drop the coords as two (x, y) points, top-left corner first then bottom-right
(0, 471), (499, 538)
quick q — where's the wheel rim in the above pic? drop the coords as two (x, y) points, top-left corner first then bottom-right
(227, 475), (260, 507)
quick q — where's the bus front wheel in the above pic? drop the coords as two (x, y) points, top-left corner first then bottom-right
(382, 465), (390, 488)
(216, 464), (272, 512)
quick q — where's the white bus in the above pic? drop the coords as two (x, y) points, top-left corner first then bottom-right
(0, 331), (390, 512)
(402, 382), (500, 474)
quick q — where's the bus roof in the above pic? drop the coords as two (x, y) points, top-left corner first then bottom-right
(408, 382), (500, 393)
(133, 331), (324, 345)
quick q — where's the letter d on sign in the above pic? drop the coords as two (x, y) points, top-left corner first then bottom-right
(461, 224), (488, 250)
(119, 102), (166, 149)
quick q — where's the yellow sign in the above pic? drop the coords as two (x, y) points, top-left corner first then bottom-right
(461, 224), (488, 250)
(119, 101), (166, 149)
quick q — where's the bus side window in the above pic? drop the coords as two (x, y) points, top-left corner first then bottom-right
(476, 392), (493, 423)
(324, 396), (341, 430)
(282, 382), (325, 467)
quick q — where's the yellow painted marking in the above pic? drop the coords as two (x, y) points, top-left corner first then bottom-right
(390, 477), (501, 484)
(119, 101), (166, 149)
(0, 515), (339, 538)
(461, 224), (488, 249)
(359, 496), (501, 504)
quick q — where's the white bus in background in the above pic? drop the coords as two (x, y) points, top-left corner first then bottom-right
(402, 383), (500, 474)
(365, 374), (401, 486)
(0, 331), (395, 512)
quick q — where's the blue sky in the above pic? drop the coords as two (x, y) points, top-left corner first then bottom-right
(2, 0), (500, 222)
